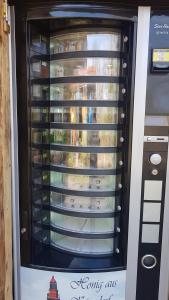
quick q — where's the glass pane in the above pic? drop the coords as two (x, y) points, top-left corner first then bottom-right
(32, 190), (50, 205)
(31, 108), (49, 122)
(31, 107), (120, 124)
(50, 212), (115, 233)
(50, 82), (120, 101)
(32, 149), (122, 169)
(30, 26), (124, 260)
(32, 129), (49, 144)
(32, 190), (119, 214)
(31, 34), (48, 54)
(32, 84), (50, 100)
(31, 129), (121, 147)
(51, 232), (114, 254)
(32, 148), (48, 163)
(31, 60), (49, 78)
(37, 171), (121, 191)
(50, 31), (121, 53)
(50, 151), (121, 168)
(50, 58), (120, 77)
(33, 207), (50, 223)
(50, 192), (116, 213)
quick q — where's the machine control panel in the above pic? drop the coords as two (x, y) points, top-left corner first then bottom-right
(136, 131), (169, 300)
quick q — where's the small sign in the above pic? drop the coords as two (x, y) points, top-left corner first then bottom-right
(152, 49), (169, 72)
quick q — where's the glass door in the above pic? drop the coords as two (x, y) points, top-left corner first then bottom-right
(30, 25), (130, 268)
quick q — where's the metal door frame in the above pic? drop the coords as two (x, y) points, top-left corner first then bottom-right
(125, 6), (151, 300)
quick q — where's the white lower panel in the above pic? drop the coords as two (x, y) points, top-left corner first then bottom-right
(20, 267), (126, 300)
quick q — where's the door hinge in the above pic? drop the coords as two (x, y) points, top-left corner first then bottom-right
(3, 0), (10, 34)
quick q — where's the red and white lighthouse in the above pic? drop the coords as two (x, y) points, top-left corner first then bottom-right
(47, 276), (60, 300)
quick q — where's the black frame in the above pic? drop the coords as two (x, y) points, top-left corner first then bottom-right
(15, 2), (137, 271)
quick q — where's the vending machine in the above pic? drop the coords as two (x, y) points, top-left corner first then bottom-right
(9, 2), (169, 300)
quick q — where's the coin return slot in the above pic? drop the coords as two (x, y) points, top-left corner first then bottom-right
(144, 180), (163, 201)
(143, 203), (161, 223)
(142, 224), (160, 243)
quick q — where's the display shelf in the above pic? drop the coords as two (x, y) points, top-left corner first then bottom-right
(31, 100), (125, 107)
(38, 222), (119, 239)
(30, 50), (126, 62)
(31, 129), (123, 147)
(31, 106), (123, 124)
(31, 81), (125, 101)
(49, 30), (121, 54)
(31, 76), (126, 84)
(31, 122), (123, 130)
(31, 143), (124, 153)
(33, 183), (122, 197)
(32, 234), (118, 257)
(33, 202), (121, 218)
(33, 171), (121, 191)
(33, 209), (120, 234)
(32, 163), (122, 175)
(50, 242), (114, 256)
(31, 148), (123, 169)
(32, 190), (121, 214)
(28, 26), (129, 261)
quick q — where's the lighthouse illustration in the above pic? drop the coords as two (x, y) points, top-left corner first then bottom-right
(47, 276), (61, 300)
